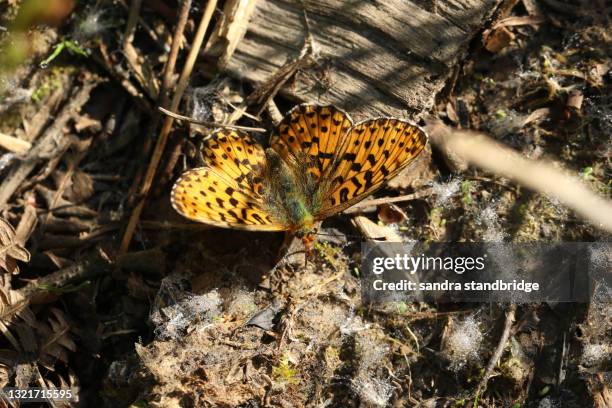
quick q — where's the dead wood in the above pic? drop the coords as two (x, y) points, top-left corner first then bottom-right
(0, 79), (99, 211)
(219, 0), (503, 119)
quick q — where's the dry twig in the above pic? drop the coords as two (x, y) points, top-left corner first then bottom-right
(474, 304), (516, 398)
(427, 121), (612, 232)
(0, 80), (98, 210)
(343, 188), (434, 214)
(158, 106), (267, 132)
(120, 0), (219, 255)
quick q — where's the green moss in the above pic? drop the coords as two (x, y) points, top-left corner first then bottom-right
(315, 241), (342, 268)
(31, 66), (65, 102)
(460, 181), (474, 205)
(272, 353), (299, 385)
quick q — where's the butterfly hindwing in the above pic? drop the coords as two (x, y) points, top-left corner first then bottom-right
(270, 104), (353, 181)
(171, 131), (287, 231)
(316, 118), (428, 218)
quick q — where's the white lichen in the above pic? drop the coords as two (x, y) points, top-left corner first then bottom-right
(340, 313), (370, 335)
(150, 275), (222, 339)
(477, 202), (507, 242)
(225, 289), (257, 318)
(432, 178), (461, 207)
(72, 8), (113, 42)
(351, 377), (394, 408)
(444, 315), (484, 371)
(581, 343), (611, 367)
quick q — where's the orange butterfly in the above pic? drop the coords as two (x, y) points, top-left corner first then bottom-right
(171, 104), (428, 250)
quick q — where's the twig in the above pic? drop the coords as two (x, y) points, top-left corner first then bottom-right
(92, 42), (152, 111)
(466, 175), (519, 193)
(0, 132), (31, 154)
(17, 252), (111, 304)
(121, 0), (161, 99)
(119, 0), (219, 255)
(474, 304), (516, 398)
(0, 81), (97, 210)
(117, 0), (167, 51)
(265, 100), (283, 126)
(122, 0), (143, 50)
(123, 0), (192, 205)
(427, 121), (612, 232)
(343, 188), (434, 214)
(242, 6), (318, 117)
(34, 139), (93, 246)
(159, 0), (192, 108)
(158, 106), (267, 132)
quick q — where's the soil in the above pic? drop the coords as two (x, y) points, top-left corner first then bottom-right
(0, 1), (610, 407)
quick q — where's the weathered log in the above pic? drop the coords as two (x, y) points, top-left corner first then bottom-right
(212, 0), (502, 119)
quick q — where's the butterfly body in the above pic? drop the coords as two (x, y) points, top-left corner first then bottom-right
(260, 148), (318, 235)
(171, 104), (428, 246)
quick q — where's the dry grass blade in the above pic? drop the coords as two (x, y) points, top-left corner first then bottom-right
(0, 218), (30, 275)
(474, 304), (517, 398)
(343, 188), (434, 214)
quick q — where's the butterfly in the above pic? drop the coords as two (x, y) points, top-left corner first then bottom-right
(171, 104), (428, 250)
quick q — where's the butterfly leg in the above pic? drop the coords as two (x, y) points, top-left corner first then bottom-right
(302, 233), (316, 265)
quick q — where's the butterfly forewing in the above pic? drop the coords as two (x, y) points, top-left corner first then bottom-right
(171, 130), (287, 231)
(270, 104), (352, 181)
(200, 129), (267, 197)
(316, 118), (428, 218)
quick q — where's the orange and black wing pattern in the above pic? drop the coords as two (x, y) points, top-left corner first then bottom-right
(171, 129), (287, 231)
(316, 117), (428, 218)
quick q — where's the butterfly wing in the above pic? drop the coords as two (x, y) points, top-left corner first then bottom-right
(270, 104), (353, 181)
(171, 130), (288, 231)
(315, 118), (428, 218)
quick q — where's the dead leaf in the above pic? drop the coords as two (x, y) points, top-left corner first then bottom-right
(351, 216), (402, 242)
(0, 132), (32, 154)
(387, 146), (436, 190)
(566, 89), (584, 112)
(0, 218), (31, 274)
(52, 170), (95, 203)
(446, 101), (459, 124)
(483, 26), (515, 53)
(378, 204), (408, 225)
(520, 107), (551, 127)
(588, 62), (609, 88)
(74, 115), (102, 132)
